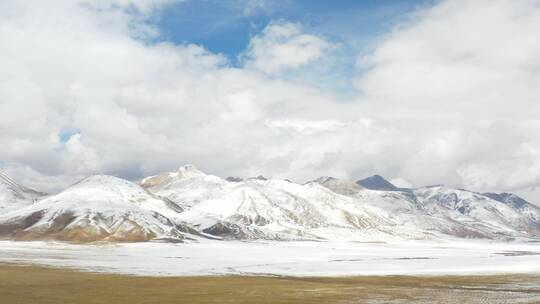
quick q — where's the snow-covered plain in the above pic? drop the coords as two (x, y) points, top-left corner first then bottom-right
(1, 240), (539, 277)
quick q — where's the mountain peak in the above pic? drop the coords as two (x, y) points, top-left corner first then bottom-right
(177, 164), (200, 172)
(356, 174), (398, 191)
(176, 164), (205, 178)
(311, 176), (363, 196)
(312, 176), (337, 184)
(76, 174), (132, 187)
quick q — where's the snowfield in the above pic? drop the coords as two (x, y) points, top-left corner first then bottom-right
(0, 239), (539, 277)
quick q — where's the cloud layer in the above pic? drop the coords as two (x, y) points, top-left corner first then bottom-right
(242, 21), (335, 75)
(355, 0), (540, 196)
(1, 0), (540, 205)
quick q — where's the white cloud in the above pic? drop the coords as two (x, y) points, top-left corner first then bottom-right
(353, 0), (540, 199)
(265, 119), (348, 136)
(0, 0), (347, 190)
(241, 21), (335, 75)
(1, 0), (540, 206)
(0, 162), (83, 195)
(62, 133), (103, 174)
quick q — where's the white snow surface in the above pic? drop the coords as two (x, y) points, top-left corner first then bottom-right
(0, 240), (539, 277)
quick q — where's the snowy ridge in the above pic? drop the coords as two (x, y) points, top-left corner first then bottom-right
(143, 167), (540, 242)
(0, 175), (189, 242)
(0, 166), (539, 243)
(140, 165), (228, 209)
(0, 172), (45, 213)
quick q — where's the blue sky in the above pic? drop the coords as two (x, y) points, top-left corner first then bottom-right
(151, 0), (437, 96)
(58, 129), (80, 143)
(155, 0), (436, 64)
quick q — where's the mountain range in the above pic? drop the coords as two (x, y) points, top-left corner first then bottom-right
(0, 165), (539, 243)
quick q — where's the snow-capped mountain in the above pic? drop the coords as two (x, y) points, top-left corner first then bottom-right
(0, 175), (189, 242)
(141, 166), (540, 241)
(412, 186), (540, 237)
(142, 168), (381, 240)
(0, 166), (539, 243)
(142, 167), (328, 240)
(140, 165), (228, 210)
(0, 172), (45, 213)
(311, 177), (540, 240)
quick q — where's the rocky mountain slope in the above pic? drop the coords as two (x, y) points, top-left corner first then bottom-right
(142, 166), (540, 241)
(0, 172), (45, 213)
(0, 175), (190, 242)
(0, 167), (539, 243)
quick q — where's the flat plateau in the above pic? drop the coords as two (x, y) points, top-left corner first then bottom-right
(1, 264), (540, 304)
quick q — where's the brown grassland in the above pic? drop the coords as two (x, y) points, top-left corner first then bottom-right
(1, 264), (540, 303)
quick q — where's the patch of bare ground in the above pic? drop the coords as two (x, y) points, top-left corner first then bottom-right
(1, 264), (540, 303)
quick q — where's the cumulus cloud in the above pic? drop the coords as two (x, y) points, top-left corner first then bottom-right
(1, 0), (540, 206)
(241, 21), (335, 75)
(0, 0), (345, 191)
(354, 0), (540, 200)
